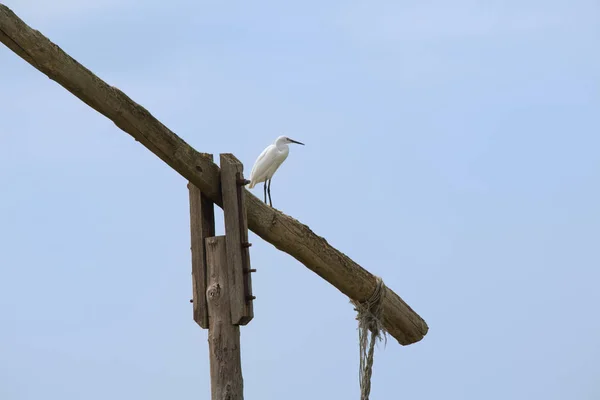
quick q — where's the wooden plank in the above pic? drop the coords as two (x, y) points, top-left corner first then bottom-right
(205, 236), (244, 400)
(0, 5), (428, 345)
(188, 155), (215, 329)
(220, 153), (254, 325)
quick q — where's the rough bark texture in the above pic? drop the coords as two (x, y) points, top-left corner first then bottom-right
(188, 173), (215, 329)
(220, 154), (254, 326)
(0, 4), (428, 345)
(206, 236), (244, 400)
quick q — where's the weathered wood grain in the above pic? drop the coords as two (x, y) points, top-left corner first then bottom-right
(0, 4), (428, 345)
(206, 236), (244, 400)
(188, 160), (215, 328)
(220, 154), (254, 326)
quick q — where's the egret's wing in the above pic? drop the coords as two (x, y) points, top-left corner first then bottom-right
(265, 149), (288, 177)
(250, 144), (274, 181)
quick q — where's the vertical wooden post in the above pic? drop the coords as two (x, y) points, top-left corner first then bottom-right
(206, 236), (244, 400)
(188, 154), (253, 399)
(188, 159), (215, 328)
(220, 153), (254, 325)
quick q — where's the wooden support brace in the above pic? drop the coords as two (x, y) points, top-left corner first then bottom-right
(220, 153), (254, 325)
(188, 155), (216, 329)
(206, 236), (244, 400)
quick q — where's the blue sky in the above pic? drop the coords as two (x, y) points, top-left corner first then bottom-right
(1, 1), (599, 399)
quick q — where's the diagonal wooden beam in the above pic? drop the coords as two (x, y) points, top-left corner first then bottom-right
(0, 4), (428, 345)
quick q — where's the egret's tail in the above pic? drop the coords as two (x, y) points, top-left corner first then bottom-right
(247, 180), (256, 189)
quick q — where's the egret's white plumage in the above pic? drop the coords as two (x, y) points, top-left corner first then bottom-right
(247, 135), (304, 206)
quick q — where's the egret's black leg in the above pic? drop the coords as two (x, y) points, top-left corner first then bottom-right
(267, 179), (273, 207)
(263, 182), (267, 204)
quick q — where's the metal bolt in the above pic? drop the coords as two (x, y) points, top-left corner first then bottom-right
(242, 242), (252, 248)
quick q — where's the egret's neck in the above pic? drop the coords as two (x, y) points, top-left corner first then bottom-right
(275, 139), (289, 151)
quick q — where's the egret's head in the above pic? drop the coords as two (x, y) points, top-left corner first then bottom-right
(277, 135), (305, 146)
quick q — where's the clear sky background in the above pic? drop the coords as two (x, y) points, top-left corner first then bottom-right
(1, 1), (599, 399)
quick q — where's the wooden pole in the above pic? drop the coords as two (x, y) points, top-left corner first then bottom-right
(205, 236), (244, 400)
(189, 166), (249, 399)
(0, 4), (428, 345)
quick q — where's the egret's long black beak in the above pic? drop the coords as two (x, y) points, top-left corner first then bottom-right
(289, 138), (305, 145)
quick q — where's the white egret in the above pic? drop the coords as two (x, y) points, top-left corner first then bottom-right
(247, 135), (304, 206)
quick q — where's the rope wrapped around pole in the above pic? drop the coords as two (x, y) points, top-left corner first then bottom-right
(351, 276), (388, 400)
